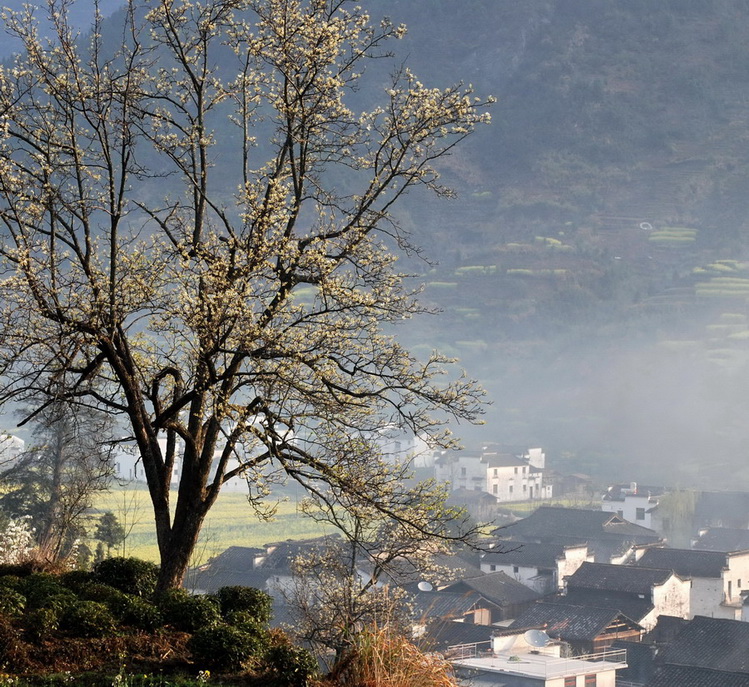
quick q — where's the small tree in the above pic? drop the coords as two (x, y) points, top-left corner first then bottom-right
(287, 475), (477, 664)
(0, 0), (491, 590)
(94, 512), (126, 556)
(0, 402), (115, 561)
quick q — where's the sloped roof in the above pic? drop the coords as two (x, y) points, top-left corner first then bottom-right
(445, 488), (497, 506)
(419, 619), (496, 652)
(567, 562), (677, 593)
(610, 639), (656, 685)
(260, 535), (342, 570)
(185, 566), (275, 594)
(657, 615), (749, 674)
(482, 541), (564, 568)
(646, 614), (690, 646)
(560, 589), (654, 625)
(409, 591), (483, 621)
(485, 453), (527, 468)
(496, 506), (660, 542)
(694, 527), (749, 553)
(442, 571), (540, 607)
(203, 545), (264, 569)
(635, 547), (728, 578)
(647, 665), (749, 687)
(509, 601), (640, 642)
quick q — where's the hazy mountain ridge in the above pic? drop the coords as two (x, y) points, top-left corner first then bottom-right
(4, 1), (749, 485)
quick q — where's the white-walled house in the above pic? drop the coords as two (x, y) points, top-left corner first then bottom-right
(601, 482), (662, 528)
(564, 562), (690, 631)
(634, 546), (749, 619)
(435, 446), (551, 502)
(434, 451), (486, 491)
(485, 452), (551, 502)
(481, 542), (592, 594)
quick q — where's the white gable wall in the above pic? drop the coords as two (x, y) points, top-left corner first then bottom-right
(651, 575), (690, 628)
(557, 546), (594, 591)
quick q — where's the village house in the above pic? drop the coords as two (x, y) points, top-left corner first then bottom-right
(495, 506), (663, 563)
(601, 482), (663, 529)
(481, 541), (592, 595)
(509, 600), (643, 655)
(633, 546), (749, 619)
(561, 562), (690, 632)
(693, 526), (749, 552)
(647, 615), (749, 686)
(434, 446), (551, 502)
(440, 571), (541, 624)
(448, 627), (628, 687)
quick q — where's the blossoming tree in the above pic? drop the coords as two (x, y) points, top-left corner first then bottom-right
(0, 0), (491, 590)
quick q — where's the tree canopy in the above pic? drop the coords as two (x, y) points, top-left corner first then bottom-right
(0, 0), (491, 589)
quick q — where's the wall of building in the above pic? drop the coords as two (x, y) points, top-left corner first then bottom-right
(601, 493), (655, 528)
(557, 546), (594, 591)
(652, 576), (690, 626)
(689, 577), (733, 619)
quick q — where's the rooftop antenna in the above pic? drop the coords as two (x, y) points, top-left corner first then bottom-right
(417, 581), (433, 592)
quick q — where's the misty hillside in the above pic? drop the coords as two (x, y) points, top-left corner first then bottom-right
(5, 0), (749, 486)
(386, 0), (749, 486)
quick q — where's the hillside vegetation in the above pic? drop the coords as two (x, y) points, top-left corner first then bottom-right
(4, 0), (749, 484)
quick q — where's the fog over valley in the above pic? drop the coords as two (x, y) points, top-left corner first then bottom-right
(5, 0), (749, 488)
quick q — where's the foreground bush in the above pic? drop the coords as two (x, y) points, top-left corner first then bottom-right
(215, 586), (272, 624)
(188, 623), (268, 672)
(263, 631), (318, 687)
(61, 600), (117, 638)
(332, 626), (458, 687)
(92, 557), (159, 598)
(159, 591), (221, 633)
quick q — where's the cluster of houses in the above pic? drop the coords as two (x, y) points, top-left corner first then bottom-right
(187, 493), (749, 686)
(9, 424), (749, 684)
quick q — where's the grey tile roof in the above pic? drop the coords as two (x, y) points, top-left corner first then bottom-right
(419, 619), (496, 652)
(185, 566), (276, 594)
(635, 547), (728, 578)
(560, 589), (654, 625)
(482, 541), (565, 568)
(647, 665), (749, 687)
(567, 561), (676, 593)
(496, 506), (660, 542)
(694, 528), (749, 553)
(409, 591), (483, 621)
(485, 453), (527, 468)
(442, 571), (541, 607)
(657, 615), (749, 674)
(202, 545), (264, 568)
(508, 601), (640, 641)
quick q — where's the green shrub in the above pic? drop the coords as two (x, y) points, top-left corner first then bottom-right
(188, 623), (267, 672)
(25, 606), (60, 642)
(0, 586), (26, 618)
(263, 634), (318, 687)
(0, 574), (25, 593)
(92, 557), (159, 598)
(59, 569), (94, 592)
(120, 596), (163, 631)
(22, 574), (76, 611)
(161, 593), (221, 632)
(61, 600), (116, 638)
(216, 586), (272, 624)
(225, 609), (265, 635)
